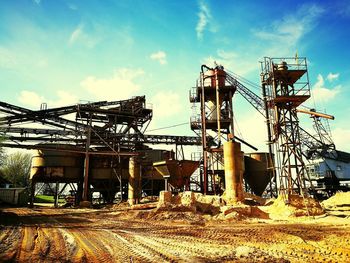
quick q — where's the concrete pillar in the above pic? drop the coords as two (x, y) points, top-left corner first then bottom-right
(128, 156), (141, 205)
(82, 153), (90, 202)
(224, 141), (244, 204)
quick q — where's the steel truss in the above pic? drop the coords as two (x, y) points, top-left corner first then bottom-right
(260, 57), (312, 197)
(0, 96), (201, 203)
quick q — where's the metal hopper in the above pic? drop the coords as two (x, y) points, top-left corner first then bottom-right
(153, 160), (199, 188)
(244, 153), (274, 196)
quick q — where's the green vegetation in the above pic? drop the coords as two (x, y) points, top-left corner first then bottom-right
(34, 195), (65, 204)
(0, 151), (32, 187)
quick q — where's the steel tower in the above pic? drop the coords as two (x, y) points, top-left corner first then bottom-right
(190, 65), (236, 194)
(261, 57), (311, 198)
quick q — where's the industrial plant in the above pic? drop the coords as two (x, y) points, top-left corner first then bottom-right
(1, 57), (349, 262)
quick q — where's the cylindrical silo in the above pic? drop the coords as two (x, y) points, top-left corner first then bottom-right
(224, 141), (244, 204)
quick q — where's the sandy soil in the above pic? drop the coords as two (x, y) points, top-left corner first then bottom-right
(0, 193), (349, 262)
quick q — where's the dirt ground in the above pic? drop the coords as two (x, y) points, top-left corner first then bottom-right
(1, 194), (350, 263)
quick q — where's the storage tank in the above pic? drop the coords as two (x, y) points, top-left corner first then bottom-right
(244, 153), (274, 196)
(203, 67), (226, 88)
(89, 156), (129, 180)
(203, 67), (226, 121)
(30, 147), (84, 182)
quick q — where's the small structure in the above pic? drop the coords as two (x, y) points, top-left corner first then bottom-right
(0, 172), (12, 188)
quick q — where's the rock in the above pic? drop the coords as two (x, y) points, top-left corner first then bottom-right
(235, 246), (254, 258)
(180, 191), (196, 207)
(79, 201), (92, 208)
(158, 191), (172, 207)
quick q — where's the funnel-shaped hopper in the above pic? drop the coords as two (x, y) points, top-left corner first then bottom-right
(153, 160), (199, 188)
(244, 153), (273, 196)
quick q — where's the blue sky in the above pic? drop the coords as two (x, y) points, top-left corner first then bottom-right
(0, 0), (349, 153)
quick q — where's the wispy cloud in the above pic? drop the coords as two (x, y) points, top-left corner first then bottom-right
(150, 51), (167, 65)
(196, 0), (212, 40)
(253, 3), (324, 55)
(68, 24), (99, 48)
(80, 68), (144, 100)
(327, 72), (339, 82)
(68, 3), (78, 10)
(33, 0), (41, 5)
(69, 24), (84, 45)
(312, 74), (341, 103)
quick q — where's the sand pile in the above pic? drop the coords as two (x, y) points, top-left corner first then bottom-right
(156, 191), (271, 221)
(321, 192), (350, 208)
(265, 194), (324, 219)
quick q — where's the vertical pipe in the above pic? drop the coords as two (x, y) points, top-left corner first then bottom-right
(215, 70), (221, 144)
(200, 72), (208, 194)
(228, 90), (234, 136)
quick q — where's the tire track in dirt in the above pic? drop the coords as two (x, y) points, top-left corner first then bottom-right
(16, 226), (38, 262)
(0, 227), (21, 262)
(1, 207), (350, 262)
(67, 228), (113, 263)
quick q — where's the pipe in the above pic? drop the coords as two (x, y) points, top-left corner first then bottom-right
(234, 136), (258, 151)
(201, 64), (213, 74)
(296, 108), (334, 120)
(215, 69), (222, 145)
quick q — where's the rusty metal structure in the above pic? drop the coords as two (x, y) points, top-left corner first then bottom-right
(190, 65), (236, 194)
(189, 58), (338, 199)
(260, 57), (312, 198)
(0, 96), (201, 204)
(190, 65), (265, 195)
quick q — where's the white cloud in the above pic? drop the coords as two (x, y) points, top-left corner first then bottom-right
(18, 90), (79, 109)
(196, 1), (212, 39)
(52, 90), (78, 107)
(80, 68), (144, 101)
(18, 90), (45, 108)
(234, 111), (268, 153)
(253, 4), (324, 55)
(327, 72), (339, 82)
(33, 0), (41, 5)
(150, 51), (167, 65)
(312, 74), (341, 103)
(332, 127), (350, 152)
(150, 91), (182, 119)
